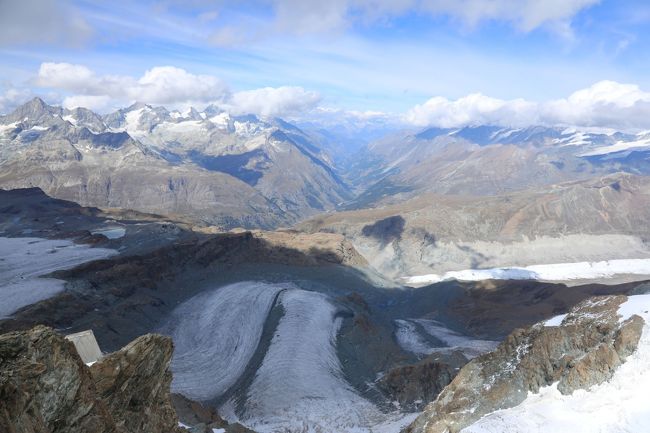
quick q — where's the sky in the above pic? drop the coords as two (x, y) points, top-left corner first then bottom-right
(1, 0), (650, 130)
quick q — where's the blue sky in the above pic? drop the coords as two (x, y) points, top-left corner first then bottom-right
(2, 0), (650, 129)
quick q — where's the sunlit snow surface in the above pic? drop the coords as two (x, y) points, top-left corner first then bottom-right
(0, 237), (116, 318)
(463, 294), (650, 433)
(405, 258), (650, 285)
(166, 282), (416, 432)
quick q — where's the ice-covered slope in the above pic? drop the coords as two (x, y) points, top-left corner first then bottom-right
(463, 295), (650, 433)
(242, 289), (383, 432)
(394, 319), (498, 359)
(0, 237), (116, 318)
(164, 282), (416, 433)
(162, 282), (286, 401)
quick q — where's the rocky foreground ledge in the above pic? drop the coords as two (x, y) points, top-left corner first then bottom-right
(0, 326), (184, 433)
(0, 326), (254, 433)
(405, 294), (646, 433)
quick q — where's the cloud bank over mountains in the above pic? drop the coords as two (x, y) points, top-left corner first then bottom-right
(3, 61), (650, 132)
(29, 62), (320, 118)
(405, 80), (650, 130)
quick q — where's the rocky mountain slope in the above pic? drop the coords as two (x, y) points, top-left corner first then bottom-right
(349, 125), (650, 207)
(0, 98), (348, 229)
(406, 293), (649, 433)
(300, 173), (650, 281)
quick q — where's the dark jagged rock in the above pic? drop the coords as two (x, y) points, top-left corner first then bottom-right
(90, 334), (184, 433)
(406, 295), (645, 433)
(377, 351), (467, 411)
(0, 325), (114, 433)
(0, 326), (184, 433)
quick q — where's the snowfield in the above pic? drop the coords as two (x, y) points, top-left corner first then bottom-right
(395, 319), (498, 359)
(90, 226), (126, 239)
(405, 258), (650, 285)
(0, 237), (116, 318)
(163, 282), (287, 401)
(462, 294), (650, 433)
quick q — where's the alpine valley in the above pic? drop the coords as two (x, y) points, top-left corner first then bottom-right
(2, 92), (650, 433)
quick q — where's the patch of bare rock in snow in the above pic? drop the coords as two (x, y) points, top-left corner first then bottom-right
(406, 294), (650, 433)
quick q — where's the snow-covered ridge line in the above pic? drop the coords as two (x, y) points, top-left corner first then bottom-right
(404, 258), (650, 286)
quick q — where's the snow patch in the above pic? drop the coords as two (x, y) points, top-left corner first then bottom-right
(395, 319), (498, 359)
(543, 314), (568, 327)
(90, 226), (126, 239)
(581, 137), (650, 156)
(405, 258), (650, 285)
(0, 237), (116, 318)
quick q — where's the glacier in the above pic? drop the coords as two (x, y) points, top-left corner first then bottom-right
(163, 281), (287, 401)
(0, 237), (116, 318)
(405, 258), (650, 286)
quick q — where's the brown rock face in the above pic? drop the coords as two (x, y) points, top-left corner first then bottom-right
(0, 325), (114, 433)
(90, 334), (183, 433)
(0, 326), (184, 433)
(406, 295), (645, 433)
(377, 352), (466, 411)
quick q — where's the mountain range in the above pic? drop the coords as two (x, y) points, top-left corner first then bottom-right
(3, 97), (650, 282)
(0, 98), (349, 229)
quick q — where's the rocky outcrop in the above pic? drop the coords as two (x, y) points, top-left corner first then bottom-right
(171, 394), (256, 433)
(0, 326), (184, 433)
(377, 351), (466, 411)
(406, 295), (645, 433)
(0, 325), (114, 433)
(90, 334), (183, 433)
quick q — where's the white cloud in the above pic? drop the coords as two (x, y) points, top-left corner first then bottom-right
(133, 66), (229, 106)
(0, 87), (34, 114)
(405, 80), (650, 130)
(35, 63), (230, 108)
(405, 93), (537, 128)
(210, 0), (599, 43)
(62, 95), (113, 112)
(418, 0), (599, 32)
(271, 0), (600, 33)
(229, 86), (321, 117)
(33, 62), (319, 118)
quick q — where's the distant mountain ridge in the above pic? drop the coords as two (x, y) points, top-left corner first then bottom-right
(0, 98), (350, 229)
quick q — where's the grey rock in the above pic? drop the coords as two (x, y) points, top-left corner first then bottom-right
(405, 295), (645, 433)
